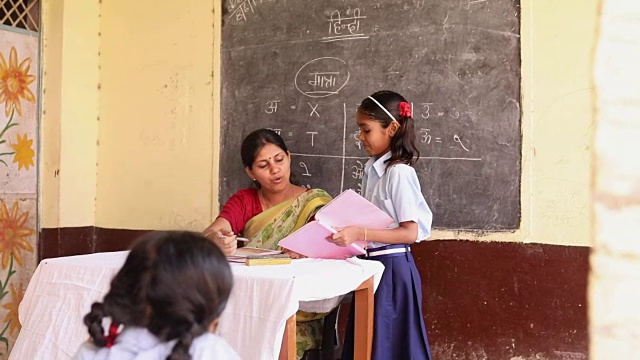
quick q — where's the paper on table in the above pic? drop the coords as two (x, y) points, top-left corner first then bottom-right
(278, 189), (394, 259)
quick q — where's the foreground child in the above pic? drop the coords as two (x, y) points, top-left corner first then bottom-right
(73, 231), (240, 360)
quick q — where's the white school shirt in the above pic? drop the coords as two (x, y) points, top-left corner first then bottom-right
(72, 327), (241, 360)
(362, 151), (433, 249)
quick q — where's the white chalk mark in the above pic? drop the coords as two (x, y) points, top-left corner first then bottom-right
(445, 70), (464, 85)
(321, 34), (370, 42)
(308, 102), (320, 117)
(442, 12), (450, 40)
(294, 57), (350, 98)
(453, 135), (470, 152)
(340, 103), (347, 192)
(463, 26), (520, 38)
(424, 156), (481, 161)
(300, 162), (312, 176)
(307, 131), (318, 146)
(291, 153), (368, 159)
(291, 153), (482, 161)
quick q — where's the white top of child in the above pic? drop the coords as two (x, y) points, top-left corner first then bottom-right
(72, 327), (241, 360)
(362, 151), (433, 248)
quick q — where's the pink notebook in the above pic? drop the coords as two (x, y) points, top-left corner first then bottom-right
(277, 189), (394, 259)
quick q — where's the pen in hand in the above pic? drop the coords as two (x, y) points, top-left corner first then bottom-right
(215, 232), (251, 243)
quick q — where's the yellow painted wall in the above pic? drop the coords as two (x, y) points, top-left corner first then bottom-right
(40, 0), (597, 247)
(40, 0), (100, 228)
(95, 0), (216, 231)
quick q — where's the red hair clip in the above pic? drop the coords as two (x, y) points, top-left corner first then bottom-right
(104, 323), (121, 348)
(399, 102), (412, 118)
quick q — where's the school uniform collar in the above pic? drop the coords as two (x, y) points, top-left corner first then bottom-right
(365, 151), (392, 177)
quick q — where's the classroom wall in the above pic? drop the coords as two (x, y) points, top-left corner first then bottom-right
(37, 0), (597, 358)
(39, 0), (596, 247)
(39, 0), (219, 254)
(95, 0), (217, 231)
(40, 0), (100, 228)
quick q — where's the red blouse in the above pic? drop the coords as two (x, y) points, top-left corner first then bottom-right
(218, 188), (262, 235)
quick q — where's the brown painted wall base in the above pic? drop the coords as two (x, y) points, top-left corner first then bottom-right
(39, 229), (588, 359)
(39, 227), (150, 260)
(414, 240), (589, 360)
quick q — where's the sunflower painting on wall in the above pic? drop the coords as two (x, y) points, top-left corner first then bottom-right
(0, 28), (39, 358)
(0, 46), (36, 170)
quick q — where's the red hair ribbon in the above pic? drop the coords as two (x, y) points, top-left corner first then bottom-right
(104, 323), (120, 348)
(399, 102), (412, 118)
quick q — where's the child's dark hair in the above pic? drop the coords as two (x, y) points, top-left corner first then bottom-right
(358, 90), (420, 166)
(83, 231), (233, 360)
(240, 128), (300, 186)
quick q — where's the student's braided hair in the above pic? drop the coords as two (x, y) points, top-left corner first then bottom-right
(82, 231), (234, 360)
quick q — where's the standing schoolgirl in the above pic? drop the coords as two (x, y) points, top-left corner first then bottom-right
(331, 90), (433, 360)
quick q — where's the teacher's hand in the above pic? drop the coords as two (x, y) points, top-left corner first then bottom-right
(209, 230), (237, 256)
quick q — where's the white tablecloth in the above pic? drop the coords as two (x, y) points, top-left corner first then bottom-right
(10, 252), (384, 360)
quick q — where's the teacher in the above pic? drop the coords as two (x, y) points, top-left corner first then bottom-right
(203, 128), (332, 358)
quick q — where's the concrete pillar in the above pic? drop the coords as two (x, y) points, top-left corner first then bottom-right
(591, 1), (640, 358)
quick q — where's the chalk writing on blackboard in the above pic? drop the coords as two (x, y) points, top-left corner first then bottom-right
(228, 0), (275, 25)
(308, 103), (320, 117)
(294, 57), (350, 98)
(300, 162), (312, 176)
(322, 8), (369, 42)
(221, 0), (522, 229)
(263, 96), (484, 196)
(265, 100), (280, 114)
(419, 129), (473, 153)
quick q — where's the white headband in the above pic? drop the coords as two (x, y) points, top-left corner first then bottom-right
(367, 96), (398, 123)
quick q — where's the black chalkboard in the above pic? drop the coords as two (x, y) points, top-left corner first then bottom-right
(220, 0), (522, 230)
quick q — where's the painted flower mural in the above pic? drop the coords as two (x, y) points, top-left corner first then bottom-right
(0, 46), (35, 170)
(0, 29), (40, 357)
(0, 200), (35, 268)
(0, 200), (34, 348)
(1, 283), (24, 336)
(0, 110), (17, 168)
(9, 133), (34, 170)
(0, 46), (36, 117)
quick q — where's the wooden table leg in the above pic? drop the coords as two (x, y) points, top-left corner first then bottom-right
(279, 314), (297, 360)
(353, 276), (374, 360)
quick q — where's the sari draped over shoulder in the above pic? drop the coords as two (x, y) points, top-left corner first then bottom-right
(243, 188), (332, 250)
(241, 188), (332, 359)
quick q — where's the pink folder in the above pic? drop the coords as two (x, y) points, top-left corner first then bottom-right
(278, 189), (394, 259)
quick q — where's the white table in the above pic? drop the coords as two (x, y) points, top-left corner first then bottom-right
(10, 251), (384, 360)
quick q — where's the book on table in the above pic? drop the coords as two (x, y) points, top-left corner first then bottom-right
(227, 247), (282, 263)
(277, 189), (394, 259)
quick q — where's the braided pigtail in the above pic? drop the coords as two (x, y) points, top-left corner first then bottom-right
(166, 324), (205, 360)
(144, 231), (233, 359)
(80, 232), (166, 349)
(83, 302), (108, 347)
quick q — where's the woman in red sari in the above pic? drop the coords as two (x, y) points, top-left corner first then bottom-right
(203, 128), (332, 358)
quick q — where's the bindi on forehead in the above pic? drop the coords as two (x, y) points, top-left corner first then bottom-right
(256, 150), (283, 163)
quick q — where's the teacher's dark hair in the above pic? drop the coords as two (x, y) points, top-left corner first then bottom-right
(240, 128), (299, 186)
